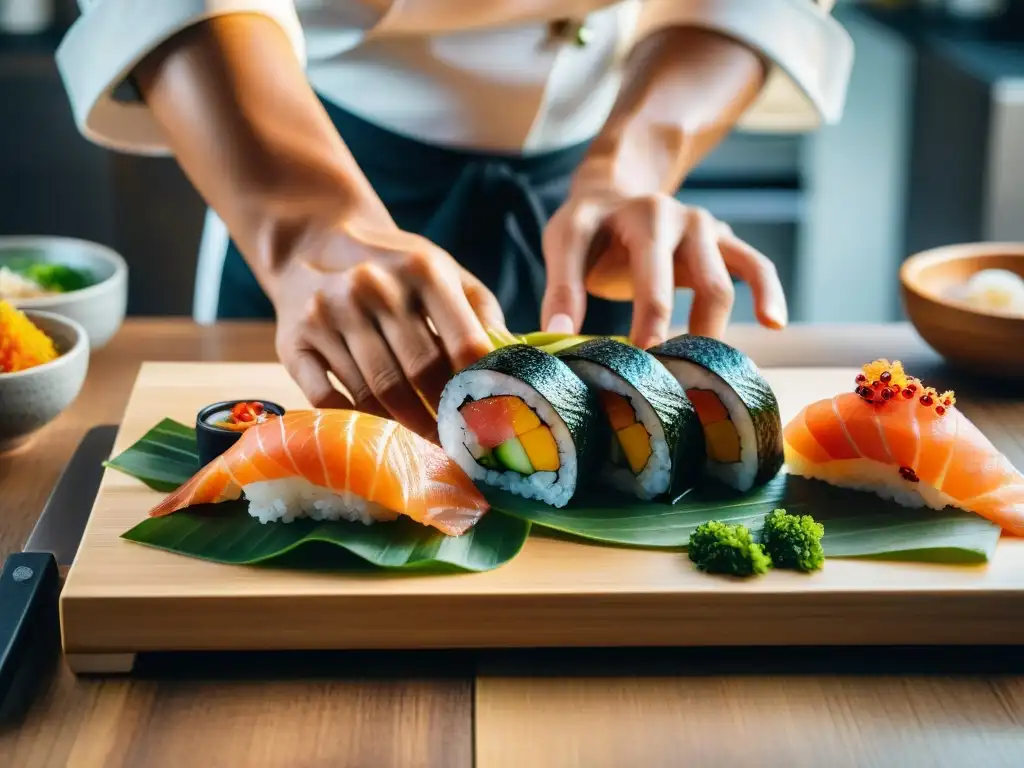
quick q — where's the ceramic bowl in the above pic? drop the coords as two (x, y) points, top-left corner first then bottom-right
(900, 242), (1024, 377)
(0, 310), (90, 452)
(0, 236), (128, 349)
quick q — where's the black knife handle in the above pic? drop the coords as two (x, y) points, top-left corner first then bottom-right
(0, 552), (59, 724)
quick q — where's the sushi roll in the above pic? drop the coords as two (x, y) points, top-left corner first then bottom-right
(649, 335), (783, 493)
(555, 338), (704, 501)
(437, 345), (601, 507)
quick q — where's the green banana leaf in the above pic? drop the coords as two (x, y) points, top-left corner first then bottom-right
(108, 419), (1002, 570)
(122, 501), (530, 572)
(107, 419), (530, 573)
(484, 472), (1002, 564)
(104, 419), (198, 493)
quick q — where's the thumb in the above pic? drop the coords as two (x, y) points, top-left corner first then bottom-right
(541, 208), (596, 334)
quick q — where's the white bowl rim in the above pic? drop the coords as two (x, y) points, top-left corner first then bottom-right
(0, 308), (89, 381)
(900, 241), (1024, 321)
(0, 235), (128, 308)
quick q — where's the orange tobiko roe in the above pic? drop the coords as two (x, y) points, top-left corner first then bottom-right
(0, 301), (59, 374)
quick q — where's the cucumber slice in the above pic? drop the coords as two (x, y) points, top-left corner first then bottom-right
(494, 437), (534, 475)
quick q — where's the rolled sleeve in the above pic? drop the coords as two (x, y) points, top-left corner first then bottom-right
(56, 0), (307, 156)
(634, 0), (854, 132)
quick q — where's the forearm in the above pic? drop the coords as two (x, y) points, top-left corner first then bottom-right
(576, 26), (767, 197)
(133, 14), (387, 283)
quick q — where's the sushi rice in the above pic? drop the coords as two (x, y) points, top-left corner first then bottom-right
(562, 359), (671, 500)
(784, 452), (959, 512)
(241, 477), (403, 525)
(438, 370), (579, 508)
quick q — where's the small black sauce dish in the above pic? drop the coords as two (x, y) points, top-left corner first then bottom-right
(195, 400), (286, 467)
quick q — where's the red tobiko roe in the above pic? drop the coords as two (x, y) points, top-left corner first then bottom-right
(899, 466), (920, 483)
(855, 360), (955, 417)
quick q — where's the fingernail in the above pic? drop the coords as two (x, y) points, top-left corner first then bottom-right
(765, 299), (788, 330)
(545, 313), (575, 334)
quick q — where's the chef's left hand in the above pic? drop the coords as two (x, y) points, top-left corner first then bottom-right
(541, 185), (788, 348)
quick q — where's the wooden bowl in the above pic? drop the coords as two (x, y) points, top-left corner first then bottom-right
(900, 242), (1024, 377)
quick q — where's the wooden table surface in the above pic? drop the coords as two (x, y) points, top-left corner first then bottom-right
(2, 319), (1024, 768)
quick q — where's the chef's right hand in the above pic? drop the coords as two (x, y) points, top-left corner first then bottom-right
(125, 13), (504, 437)
(268, 211), (506, 438)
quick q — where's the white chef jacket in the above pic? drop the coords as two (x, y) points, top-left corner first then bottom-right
(56, 0), (854, 157)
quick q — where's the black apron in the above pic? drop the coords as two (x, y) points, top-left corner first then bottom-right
(216, 95), (632, 335)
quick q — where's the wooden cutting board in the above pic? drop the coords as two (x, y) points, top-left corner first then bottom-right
(59, 363), (1024, 672)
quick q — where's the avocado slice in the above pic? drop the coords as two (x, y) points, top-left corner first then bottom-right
(477, 451), (500, 470)
(609, 433), (624, 465)
(494, 437), (534, 475)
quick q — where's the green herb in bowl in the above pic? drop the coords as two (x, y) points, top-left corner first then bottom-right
(17, 262), (92, 293)
(0, 258), (93, 300)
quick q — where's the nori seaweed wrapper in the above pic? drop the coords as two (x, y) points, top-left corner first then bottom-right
(455, 344), (604, 482)
(556, 338), (705, 499)
(648, 334), (784, 487)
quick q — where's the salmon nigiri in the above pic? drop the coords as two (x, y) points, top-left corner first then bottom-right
(149, 410), (489, 537)
(783, 360), (1024, 535)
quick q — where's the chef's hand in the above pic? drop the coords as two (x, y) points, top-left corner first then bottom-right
(269, 210), (505, 437)
(541, 185), (787, 349)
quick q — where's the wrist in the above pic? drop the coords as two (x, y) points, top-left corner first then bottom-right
(246, 168), (392, 279)
(573, 121), (693, 199)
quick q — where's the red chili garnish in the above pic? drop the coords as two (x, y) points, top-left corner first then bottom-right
(920, 394), (933, 406)
(228, 401), (266, 425)
(880, 371), (892, 383)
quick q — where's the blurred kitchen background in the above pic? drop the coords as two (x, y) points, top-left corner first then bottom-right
(0, 0), (1022, 324)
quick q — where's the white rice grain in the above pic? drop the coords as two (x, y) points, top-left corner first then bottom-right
(241, 477), (401, 525)
(784, 450), (957, 511)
